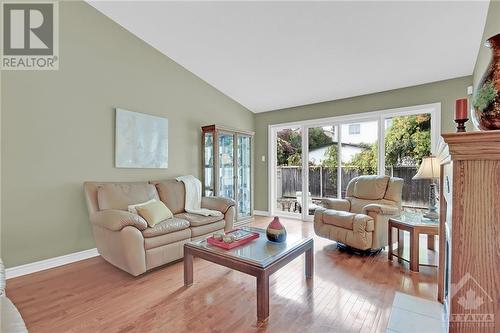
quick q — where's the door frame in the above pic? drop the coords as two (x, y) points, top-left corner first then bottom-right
(268, 102), (441, 221)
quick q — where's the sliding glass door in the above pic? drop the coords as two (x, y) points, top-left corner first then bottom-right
(273, 127), (302, 218)
(269, 104), (439, 220)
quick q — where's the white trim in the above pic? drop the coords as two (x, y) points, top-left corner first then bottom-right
(301, 126), (308, 220)
(268, 125), (275, 217)
(273, 212), (304, 221)
(268, 103), (441, 130)
(253, 210), (270, 216)
(6, 248), (99, 279)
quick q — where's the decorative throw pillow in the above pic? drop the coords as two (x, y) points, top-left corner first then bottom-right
(128, 199), (156, 215)
(136, 200), (173, 227)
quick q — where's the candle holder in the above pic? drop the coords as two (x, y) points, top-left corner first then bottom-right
(455, 118), (468, 133)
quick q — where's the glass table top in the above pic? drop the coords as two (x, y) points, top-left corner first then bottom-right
(391, 211), (439, 226)
(186, 227), (312, 268)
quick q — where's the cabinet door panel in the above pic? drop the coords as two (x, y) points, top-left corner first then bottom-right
(203, 132), (215, 196)
(237, 135), (252, 218)
(218, 132), (235, 199)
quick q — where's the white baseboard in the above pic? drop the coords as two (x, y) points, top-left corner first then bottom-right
(253, 210), (270, 216)
(6, 248), (99, 279)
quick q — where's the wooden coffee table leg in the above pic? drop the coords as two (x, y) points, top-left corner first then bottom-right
(256, 271), (269, 322)
(184, 248), (193, 286)
(305, 245), (314, 278)
(388, 223), (393, 261)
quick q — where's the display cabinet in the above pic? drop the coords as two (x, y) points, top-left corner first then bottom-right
(202, 124), (254, 223)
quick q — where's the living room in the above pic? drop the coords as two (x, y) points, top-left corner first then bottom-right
(1, 1), (499, 332)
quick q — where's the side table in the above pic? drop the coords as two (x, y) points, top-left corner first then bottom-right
(388, 212), (439, 272)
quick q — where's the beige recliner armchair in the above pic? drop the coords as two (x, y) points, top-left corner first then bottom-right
(314, 175), (403, 253)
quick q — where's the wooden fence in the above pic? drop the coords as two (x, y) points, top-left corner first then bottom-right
(277, 166), (430, 208)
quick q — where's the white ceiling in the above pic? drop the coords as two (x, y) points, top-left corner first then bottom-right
(89, 1), (489, 113)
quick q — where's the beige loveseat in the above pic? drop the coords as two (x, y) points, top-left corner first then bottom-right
(84, 180), (235, 276)
(314, 175), (403, 252)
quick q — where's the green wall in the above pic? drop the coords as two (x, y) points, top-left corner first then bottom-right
(253, 76), (471, 211)
(473, 0), (500, 88)
(1, 2), (254, 267)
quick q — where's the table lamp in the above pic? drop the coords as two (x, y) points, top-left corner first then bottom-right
(413, 155), (440, 219)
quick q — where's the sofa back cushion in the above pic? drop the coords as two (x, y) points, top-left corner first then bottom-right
(97, 183), (159, 211)
(352, 175), (390, 200)
(153, 180), (186, 214)
(384, 177), (404, 203)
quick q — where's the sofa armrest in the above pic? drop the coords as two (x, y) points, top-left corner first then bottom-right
(321, 198), (350, 211)
(362, 204), (400, 216)
(90, 210), (148, 231)
(0, 259), (5, 296)
(201, 196), (235, 214)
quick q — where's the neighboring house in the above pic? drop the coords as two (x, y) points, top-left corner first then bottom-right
(308, 142), (365, 165)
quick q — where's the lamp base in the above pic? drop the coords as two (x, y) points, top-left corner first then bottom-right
(425, 183), (439, 220)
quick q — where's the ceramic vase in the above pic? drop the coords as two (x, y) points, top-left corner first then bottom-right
(266, 216), (287, 243)
(472, 33), (500, 130)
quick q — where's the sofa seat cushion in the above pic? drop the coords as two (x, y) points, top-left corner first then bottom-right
(315, 222), (374, 251)
(322, 209), (374, 232)
(142, 217), (189, 238)
(174, 212), (223, 227)
(353, 175), (390, 200)
(191, 220), (226, 237)
(144, 228), (191, 250)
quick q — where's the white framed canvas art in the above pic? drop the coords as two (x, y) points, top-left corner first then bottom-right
(115, 108), (168, 168)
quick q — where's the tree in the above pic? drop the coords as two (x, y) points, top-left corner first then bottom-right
(346, 143), (378, 174)
(321, 144), (338, 168)
(277, 127), (334, 166)
(308, 127), (333, 150)
(277, 128), (302, 166)
(384, 114), (430, 167)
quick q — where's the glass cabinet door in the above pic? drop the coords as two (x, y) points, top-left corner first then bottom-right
(237, 135), (252, 218)
(203, 132), (215, 196)
(218, 132), (235, 199)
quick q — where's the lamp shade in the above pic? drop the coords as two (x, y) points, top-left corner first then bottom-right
(413, 156), (440, 180)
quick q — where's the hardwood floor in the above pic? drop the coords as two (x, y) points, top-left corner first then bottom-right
(6, 217), (439, 333)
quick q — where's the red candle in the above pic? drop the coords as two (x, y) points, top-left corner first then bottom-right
(455, 98), (468, 120)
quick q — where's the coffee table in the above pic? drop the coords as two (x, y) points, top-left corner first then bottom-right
(184, 227), (314, 322)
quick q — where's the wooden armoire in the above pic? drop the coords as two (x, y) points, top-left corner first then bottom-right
(438, 130), (500, 333)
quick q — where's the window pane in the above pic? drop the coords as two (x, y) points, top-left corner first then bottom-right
(275, 128), (302, 214)
(384, 113), (431, 211)
(340, 121), (378, 198)
(307, 125), (337, 216)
